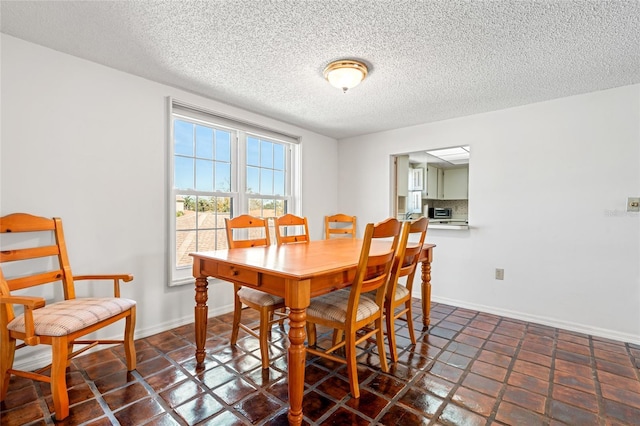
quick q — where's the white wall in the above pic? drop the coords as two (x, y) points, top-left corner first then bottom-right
(339, 85), (640, 344)
(0, 35), (339, 368)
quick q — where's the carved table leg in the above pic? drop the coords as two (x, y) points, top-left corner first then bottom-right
(194, 276), (208, 364)
(285, 279), (310, 426)
(421, 251), (432, 327)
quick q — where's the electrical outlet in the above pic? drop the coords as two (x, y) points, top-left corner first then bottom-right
(495, 268), (504, 280)
(628, 197), (640, 212)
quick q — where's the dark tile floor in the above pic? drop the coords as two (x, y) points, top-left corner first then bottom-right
(2, 301), (640, 425)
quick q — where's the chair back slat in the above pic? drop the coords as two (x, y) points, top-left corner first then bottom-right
(5, 270), (66, 292)
(1, 213), (56, 233)
(0, 245), (60, 263)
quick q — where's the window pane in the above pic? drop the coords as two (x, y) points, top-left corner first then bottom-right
(197, 196), (216, 216)
(263, 199), (276, 217)
(215, 162), (231, 192)
(197, 229), (220, 252)
(175, 156), (195, 190)
(274, 143), (285, 170)
(215, 130), (231, 162)
(216, 229), (229, 250)
(214, 196), (231, 214)
(274, 170), (285, 196)
(247, 166), (260, 194)
(176, 195), (196, 230)
(195, 159), (214, 191)
(174, 120), (194, 156)
(260, 169), (273, 195)
(196, 125), (214, 159)
(248, 198), (263, 217)
(275, 200), (285, 216)
(260, 140), (273, 168)
(247, 136), (260, 166)
(175, 230), (196, 267)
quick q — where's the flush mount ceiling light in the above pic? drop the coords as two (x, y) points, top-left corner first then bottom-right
(323, 59), (368, 93)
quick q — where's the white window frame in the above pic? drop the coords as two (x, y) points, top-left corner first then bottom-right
(167, 98), (301, 286)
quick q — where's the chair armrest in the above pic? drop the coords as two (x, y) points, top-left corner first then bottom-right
(0, 295), (45, 345)
(73, 274), (134, 297)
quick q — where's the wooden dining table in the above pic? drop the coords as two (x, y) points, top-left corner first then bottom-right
(190, 238), (435, 425)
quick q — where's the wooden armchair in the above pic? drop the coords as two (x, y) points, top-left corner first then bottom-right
(225, 215), (286, 369)
(274, 213), (310, 245)
(325, 213), (357, 239)
(305, 218), (401, 398)
(0, 213), (136, 421)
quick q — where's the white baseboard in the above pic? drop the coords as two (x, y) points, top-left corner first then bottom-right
(430, 295), (640, 346)
(13, 303), (235, 372)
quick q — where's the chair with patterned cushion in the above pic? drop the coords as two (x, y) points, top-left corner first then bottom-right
(225, 214), (286, 369)
(274, 213), (310, 245)
(325, 213), (357, 239)
(305, 217), (401, 398)
(0, 213), (136, 421)
(383, 216), (429, 362)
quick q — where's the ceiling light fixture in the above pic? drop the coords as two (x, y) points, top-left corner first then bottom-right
(323, 59), (368, 93)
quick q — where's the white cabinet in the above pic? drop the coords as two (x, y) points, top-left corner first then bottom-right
(426, 165), (468, 200)
(426, 165), (441, 199)
(396, 155), (409, 197)
(442, 167), (468, 200)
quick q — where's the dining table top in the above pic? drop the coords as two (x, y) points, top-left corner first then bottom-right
(191, 237), (424, 280)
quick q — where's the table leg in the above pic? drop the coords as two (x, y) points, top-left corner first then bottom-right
(285, 279), (310, 426)
(194, 276), (208, 364)
(421, 251), (432, 327)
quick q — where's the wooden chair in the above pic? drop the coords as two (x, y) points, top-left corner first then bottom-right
(383, 216), (429, 362)
(0, 213), (136, 421)
(325, 213), (357, 239)
(225, 214), (286, 369)
(305, 218), (401, 398)
(274, 213), (310, 245)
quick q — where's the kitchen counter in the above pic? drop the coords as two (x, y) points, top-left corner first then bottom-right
(429, 220), (469, 230)
(399, 214), (469, 229)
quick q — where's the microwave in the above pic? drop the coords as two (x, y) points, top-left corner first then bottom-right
(428, 207), (452, 219)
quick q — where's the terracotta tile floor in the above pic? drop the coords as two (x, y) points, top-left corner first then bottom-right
(2, 301), (640, 425)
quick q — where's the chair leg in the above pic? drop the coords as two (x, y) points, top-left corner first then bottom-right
(259, 308), (271, 369)
(405, 300), (416, 345)
(231, 285), (242, 345)
(376, 317), (388, 373)
(306, 322), (316, 346)
(386, 303), (398, 363)
(278, 307), (287, 330)
(51, 337), (70, 420)
(332, 329), (344, 346)
(0, 334), (15, 402)
(345, 330), (360, 398)
(124, 306), (137, 370)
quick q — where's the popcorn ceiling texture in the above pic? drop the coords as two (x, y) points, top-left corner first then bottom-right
(2, 1), (639, 139)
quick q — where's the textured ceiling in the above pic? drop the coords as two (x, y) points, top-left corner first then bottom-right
(2, 1), (639, 139)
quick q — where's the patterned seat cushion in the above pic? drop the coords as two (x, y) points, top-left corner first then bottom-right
(6, 297), (136, 337)
(307, 289), (379, 323)
(363, 285), (410, 303)
(238, 287), (284, 306)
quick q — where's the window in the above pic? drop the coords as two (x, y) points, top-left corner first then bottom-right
(169, 99), (300, 285)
